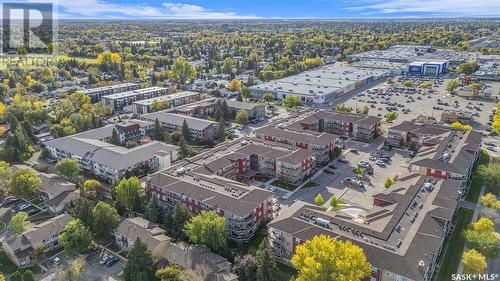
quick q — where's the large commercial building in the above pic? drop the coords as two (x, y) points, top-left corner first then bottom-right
(250, 63), (389, 104)
(286, 110), (382, 142)
(141, 111), (219, 141)
(131, 91), (202, 116)
(43, 121), (179, 183)
(81, 83), (139, 102)
(268, 174), (463, 281)
(101, 87), (168, 111)
(408, 61), (448, 76)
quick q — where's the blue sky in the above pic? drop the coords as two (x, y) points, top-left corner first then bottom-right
(48, 0), (500, 18)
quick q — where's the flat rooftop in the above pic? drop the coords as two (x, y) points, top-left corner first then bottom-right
(81, 83), (138, 94)
(269, 173), (462, 281)
(102, 87), (166, 100)
(133, 91), (200, 106)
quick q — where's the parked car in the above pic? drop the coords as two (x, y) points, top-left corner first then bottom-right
(99, 254), (112, 265)
(106, 256), (119, 267)
(51, 257), (62, 266)
(17, 202), (31, 211)
(337, 159), (349, 164)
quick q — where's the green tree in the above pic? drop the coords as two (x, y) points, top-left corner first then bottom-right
(60, 258), (85, 281)
(71, 197), (95, 227)
(291, 235), (371, 281)
(59, 219), (93, 253)
(465, 217), (499, 256)
(8, 168), (42, 197)
(235, 109), (249, 125)
(92, 201), (120, 239)
(222, 57), (235, 75)
(335, 104), (353, 113)
(0, 161), (12, 198)
(403, 81), (414, 88)
(256, 240), (278, 281)
(22, 270), (35, 281)
(111, 128), (120, 145)
(83, 179), (101, 199)
(184, 210), (226, 253)
(54, 158), (80, 180)
(263, 93), (275, 105)
(156, 264), (183, 281)
(240, 86), (253, 101)
(361, 106), (369, 115)
(115, 177), (144, 213)
(153, 119), (166, 141)
(329, 196), (344, 210)
(420, 81), (432, 89)
(384, 177), (396, 189)
(144, 196), (164, 224)
(385, 112), (398, 122)
(168, 57), (197, 86)
(181, 120), (190, 141)
(463, 249), (487, 274)
(9, 211), (30, 233)
(478, 163), (500, 190)
(123, 238), (155, 281)
(217, 118), (225, 141)
(446, 80), (461, 94)
(314, 193), (324, 205)
(165, 203), (191, 240)
(458, 61), (480, 75)
(283, 96), (303, 108)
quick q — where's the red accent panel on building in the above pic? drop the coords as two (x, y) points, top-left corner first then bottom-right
(426, 168), (448, 179)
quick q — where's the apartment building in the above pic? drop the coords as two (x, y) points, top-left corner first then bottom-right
(101, 87), (168, 111)
(115, 217), (237, 281)
(2, 214), (72, 267)
(81, 83), (139, 102)
(141, 111), (219, 141)
(146, 170), (273, 241)
(43, 121), (179, 183)
(253, 126), (336, 163)
(268, 175), (463, 281)
(386, 121), (482, 182)
(287, 110), (381, 142)
(225, 100), (266, 119)
(195, 140), (315, 185)
(131, 91), (201, 116)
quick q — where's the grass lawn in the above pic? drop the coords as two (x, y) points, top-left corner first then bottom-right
(0, 220), (6, 233)
(465, 150), (489, 203)
(254, 174), (273, 182)
(303, 181), (320, 188)
(29, 210), (54, 222)
(271, 180), (298, 191)
(228, 227), (267, 256)
(434, 208), (474, 281)
(0, 246), (18, 274)
(107, 240), (121, 253)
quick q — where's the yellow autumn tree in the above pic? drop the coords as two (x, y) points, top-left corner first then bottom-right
(0, 102), (6, 120)
(463, 249), (487, 274)
(291, 235), (371, 281)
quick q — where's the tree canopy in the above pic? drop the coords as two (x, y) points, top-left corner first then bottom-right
(291, 235), (371, 281)
(184, 210), (226, 253)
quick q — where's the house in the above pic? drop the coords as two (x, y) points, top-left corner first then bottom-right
(2, 214), (72, 267)
(81, 83), (139, 102)
(12, 165), (79, 214)
(141, 112), (219, 141)
(114, 217), (237, 281)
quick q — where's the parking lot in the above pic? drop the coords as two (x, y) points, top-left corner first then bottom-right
(344, 77), (499, 131)
(40, 250), (123, 281)
(285, 137), (413, 210)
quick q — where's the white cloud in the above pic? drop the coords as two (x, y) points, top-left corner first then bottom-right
(160, 2), (259, 19)
(346, 0), (500, 16)
(43, 0), (258, 19)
